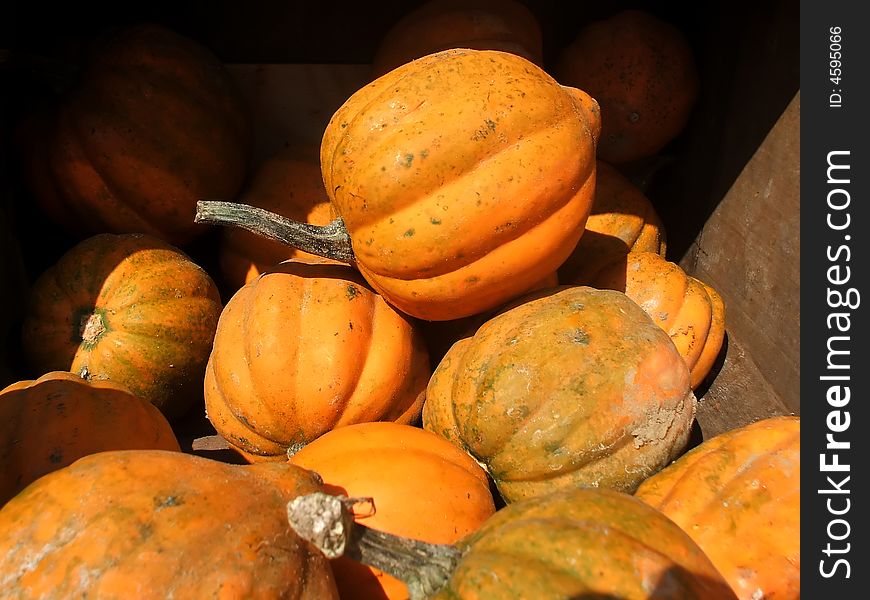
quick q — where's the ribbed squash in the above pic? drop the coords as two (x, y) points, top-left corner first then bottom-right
(19, 24), (251, 244)
(15, 23), (250, 245)
(557, 160), (666, 284)
(0, 371), (180, 505)
(435, 487), (738, 599)
(289, 421), (496, 600)
(0, 450), (337, 598)
(555, 9), (699, 164)
(21, 233), (222, 421)
(372, 0), (544, 76)
(423, 285), (696, 503)
(636, 416), (800, 600)
(586, 251), (726, 389)
(218, 149), (334, 291)
(321, 48), (600, 321)
(205, 260), (430, 461)
(287, 486), (737, 599)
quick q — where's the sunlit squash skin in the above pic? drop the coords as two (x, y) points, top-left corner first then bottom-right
(558, 160), (666, 284)
(21, 233), (223, 421)
(0, 371), (180, 505)
(205, 260), (431, 461)
(423, 285), (696, 503)
(289, 421), (496, 600)
(321, 48), (600, 321)
(435, 486), (738, 599)
(0, 450), (338, 599)
(587, 251), (727, 389)
(636, 416), (800, 600)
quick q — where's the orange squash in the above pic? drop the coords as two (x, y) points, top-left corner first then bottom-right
(197, 49), (600, 321)
(372, 0), (544, 77)
(555, 10), (699, 164)
(557, 160), (666, 284)
(289, 421), (496, 600)
(437, 487), (737, 598)
(0, 450), (338, 598)
(0, 371), (180, 505)
(205, 260), (431, 461)
(436, 487), (738, 598)
(636, 416), (800, 600)
(585, 251), (726, 389)
(21, 233), (223, 421)
(15, 23), (250, 245)
(324, 50), (598, 321)
(423, 285), (696, 503)
(218, 149), (335, 291)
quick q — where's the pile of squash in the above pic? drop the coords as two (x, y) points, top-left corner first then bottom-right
(0, 3), (798, 599)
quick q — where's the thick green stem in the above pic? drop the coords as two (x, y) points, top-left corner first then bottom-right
(287, 493), (460, 600)
(195, 200), (355, 264)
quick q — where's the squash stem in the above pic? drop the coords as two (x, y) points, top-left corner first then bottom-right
(195, 200), (355, 264)
(287, 492), (460, 600)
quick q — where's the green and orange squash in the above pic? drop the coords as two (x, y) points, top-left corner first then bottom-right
(0, 371), (180, 505)
(288, 486), (738, 599)
(21, 233), (223, 421)
(423, 285), (696, 503)
(0, 450), (338, 598)
(636, 415), (800, 600)
(432, 487), (738, 599)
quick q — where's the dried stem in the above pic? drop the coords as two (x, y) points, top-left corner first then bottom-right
(195, 200), (355, 264)
(287, 492), (460, 600)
